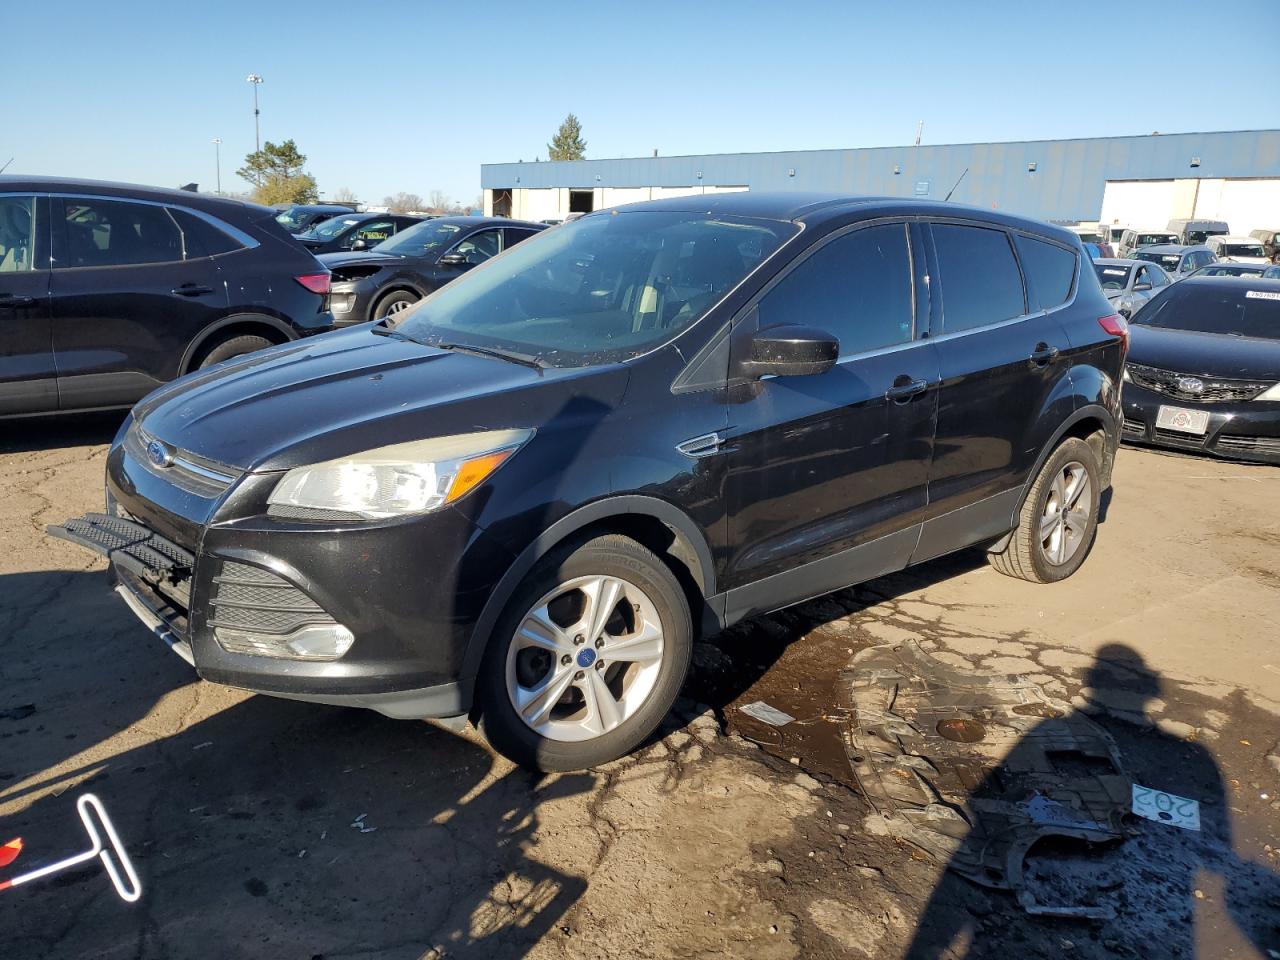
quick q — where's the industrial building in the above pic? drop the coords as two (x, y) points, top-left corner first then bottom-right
(480, 129), (1280, 234)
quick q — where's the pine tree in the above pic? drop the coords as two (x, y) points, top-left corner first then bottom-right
(547, 114), (587, 161)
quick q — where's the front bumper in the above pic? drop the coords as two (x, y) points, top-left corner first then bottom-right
(54, 424), (517, 718)
(1121, 382), (1280, 464)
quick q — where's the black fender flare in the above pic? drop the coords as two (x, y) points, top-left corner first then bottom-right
(180, 313), (298, 373)
(460, 495), (717, 680)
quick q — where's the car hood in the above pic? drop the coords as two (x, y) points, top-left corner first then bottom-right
(1128, 324), (1280, 380)
(318, 250), (402, 270)
(132, 326), (627, 473)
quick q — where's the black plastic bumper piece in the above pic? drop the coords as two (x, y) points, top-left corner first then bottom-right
(48, 513), (195, 582)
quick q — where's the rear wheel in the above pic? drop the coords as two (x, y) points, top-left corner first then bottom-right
(195, 334), (275, 369)
(989, 437), (1101, 583)
(478, 535), (692, 770)
(372, 290), (419, 321)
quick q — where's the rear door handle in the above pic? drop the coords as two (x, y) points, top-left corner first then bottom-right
(171, 284), (214, 297)
(886, 377), (929, 402)
(1030, 343), (1060, 365)
(0, 293), (35, 308)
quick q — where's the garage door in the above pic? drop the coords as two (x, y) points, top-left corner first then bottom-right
(1099, 180), (1177, 231)
(1199, 179), (1280, 236)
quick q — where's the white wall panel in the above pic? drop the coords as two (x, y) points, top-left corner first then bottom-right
(1099, 180), (1177, 230)
(1198, 179), (1280, 235)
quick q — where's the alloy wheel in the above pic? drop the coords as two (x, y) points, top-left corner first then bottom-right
(1038, 460), (1092, 566)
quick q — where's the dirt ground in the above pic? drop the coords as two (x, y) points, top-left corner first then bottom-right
(1, 414), (1278, 960)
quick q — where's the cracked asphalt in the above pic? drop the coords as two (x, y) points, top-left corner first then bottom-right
(2, 414), (1278, 959)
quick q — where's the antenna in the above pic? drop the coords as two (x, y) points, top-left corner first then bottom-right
(944, 168), (969, 202)
(914, 121), (923, 148)
(0, 157), (13, 174)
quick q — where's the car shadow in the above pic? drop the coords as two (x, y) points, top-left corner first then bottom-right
(0, 411), (126, 454)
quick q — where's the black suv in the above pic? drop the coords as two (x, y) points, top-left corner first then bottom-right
(1, 177), (334, 418)
(322, 216), (546, 324)
(53, 194), (1125, 770)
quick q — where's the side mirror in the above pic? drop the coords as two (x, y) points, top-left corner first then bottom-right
(1134, 282), (1152, 291)
(740, 324), (839, 379)
(438, 252), (467, 267)
(350, 238), (370, 251)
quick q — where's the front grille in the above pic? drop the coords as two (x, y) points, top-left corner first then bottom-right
(208, 561), (334, 635)
(1153, 428), (1206, 447)
(1125, 363), (1269, 404)
(1122, 417), (1146, 436)
(124, 422), (243, 499)
(1216, 434), (1280, 455)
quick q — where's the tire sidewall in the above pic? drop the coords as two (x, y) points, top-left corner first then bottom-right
(196, 334), (274, 369)
(373, 290), (419, 321)
(1029, 438), (1101, 582)
(478, 536), (692, 771)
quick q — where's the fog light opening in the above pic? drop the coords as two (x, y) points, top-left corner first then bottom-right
(215, 623), (354, 661)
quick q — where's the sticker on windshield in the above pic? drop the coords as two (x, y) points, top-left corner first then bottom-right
(1246, 290), (1280, 301)
(1103, 269), (1126, 276)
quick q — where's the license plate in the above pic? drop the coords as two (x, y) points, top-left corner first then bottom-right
(1156, 405), (1209, 435)
(1131, 783), (1200, 831)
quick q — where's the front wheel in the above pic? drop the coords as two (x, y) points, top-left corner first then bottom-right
(478, 535), (692, 771)
(989, 437), (1101, 583)
(372, 290), (420, 321)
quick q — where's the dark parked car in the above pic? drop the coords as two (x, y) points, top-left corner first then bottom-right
(1131, 244), (1216, 280)
(293, 211), (424, 255)
(274, 203), (357, 234)
(1187, 262), (1268, 279)
(1093, 258), (1171, 317)
(0, 176), (333, 418)
(323, 217), (546, 324)
(1121, 276), (1280, 463)
(51, 194), (1125, 770)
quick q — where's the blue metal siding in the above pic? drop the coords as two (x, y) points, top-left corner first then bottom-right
(481, 130), (1280, 222)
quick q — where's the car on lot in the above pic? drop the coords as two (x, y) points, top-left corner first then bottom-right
(1187, 262), (1269, 279)
(1121, 276), (1280, 463)
(1249, 227), (1280, 263)
(0, 176), (333, 418)
(1264, 264), (1280, 280)
(51, 193), (1125, 770)
(1131, 244), (1215, 279)
(1081, 241), (1115, 259)
(1093, 258), (1171, 317)
(1204, 235), (1269, 265)
(274, 203), (357, 235)
(1167, 218), (1229, 246)
(322, 217), (546, 324)
(1116, 229), (1179, 258)
(294, 211), (424, 255)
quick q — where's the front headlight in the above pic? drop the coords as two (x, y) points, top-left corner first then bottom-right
(1258, 382), (1280, 401)
(267, 429), (532, 520)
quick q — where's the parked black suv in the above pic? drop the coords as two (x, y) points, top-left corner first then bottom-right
(52, 194), (1125, 770)
(322, 216), (546, 324)
(0, 177), (334, 417)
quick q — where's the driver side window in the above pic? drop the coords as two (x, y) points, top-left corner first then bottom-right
(453, 229), (502, 265)
(0, 196), (35, 272)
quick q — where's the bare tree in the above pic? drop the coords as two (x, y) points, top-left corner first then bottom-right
(383, 192), (427, 214)
(428, 190), (452, 214)
(331, 186), (358, 204)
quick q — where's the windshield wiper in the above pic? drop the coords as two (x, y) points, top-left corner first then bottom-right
(433, 341), (548, 370)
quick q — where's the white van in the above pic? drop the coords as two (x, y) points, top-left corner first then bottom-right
(1205, 235), (1269, 265)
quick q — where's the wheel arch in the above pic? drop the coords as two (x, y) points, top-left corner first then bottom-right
(461, 496), (716, 680)
(180, 313), (298, 374)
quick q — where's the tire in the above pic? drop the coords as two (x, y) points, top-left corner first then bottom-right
(478, 534), (693, 771)
(989, 437), (1101, 584)
(195, 334), (275, 369)
(372, 289), (420, 321)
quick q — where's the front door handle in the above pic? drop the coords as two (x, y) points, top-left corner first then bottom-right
(1030, 342), (1060, 365)
(171, 284), (214, 297)
(886, 377), (929, 403)
(0, 293), (35, 308)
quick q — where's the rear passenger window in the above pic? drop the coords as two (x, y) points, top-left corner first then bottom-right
(757, 222), (914, 357)
(169, 209), (243, 257)
(59, 198), (183, 268)
(1014, 234), (1076, 310)
(931, 224), (1025, 332)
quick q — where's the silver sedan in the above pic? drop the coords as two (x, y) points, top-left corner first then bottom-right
(1092, 257), (1172, 318)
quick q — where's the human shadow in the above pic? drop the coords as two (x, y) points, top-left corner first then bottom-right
(902, 644), (1279, 959)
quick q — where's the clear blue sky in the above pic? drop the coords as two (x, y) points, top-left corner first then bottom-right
(7, 0), (1279, 205)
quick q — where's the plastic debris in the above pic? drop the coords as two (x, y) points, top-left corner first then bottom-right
(1131, 784), (1201, 831)
(740, 701), (796, 727)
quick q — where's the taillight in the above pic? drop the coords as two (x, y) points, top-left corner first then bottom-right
(295, 272), (331, 295)
(1098, 313), (1128, 355)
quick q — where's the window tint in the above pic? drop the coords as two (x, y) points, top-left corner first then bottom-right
(505, 228), (539, 247)
(1014, 234), (1076, 310)
(932, 224), (1025, 332)
(169, 209), (243, 257)
(756, 223), (914, 357)
(0, 196), (35, 272)
(453, 229), (502, 264)
(60, 198), (183, 267)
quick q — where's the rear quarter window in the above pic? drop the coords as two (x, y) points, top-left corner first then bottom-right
(932, 224), (1026, 333)
(170, 209), (244, 257)
(1014, 234), (1077, 310)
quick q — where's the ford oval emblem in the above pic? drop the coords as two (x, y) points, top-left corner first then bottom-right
(146, 439), (175, 468)
(1176, 376), (1205, 395)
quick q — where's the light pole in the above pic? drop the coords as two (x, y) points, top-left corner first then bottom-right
(211, 138), (222, 195)
(246, 74), (263, 154)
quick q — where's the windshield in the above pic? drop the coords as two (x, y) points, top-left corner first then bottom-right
(392, 211), (797, 367)
(1220, 243), (1266, 258)
(1133, 250), (1183, 272)
(1186, 228), (1226, 244)
(1134, 233), (1177, 247)
(300, 216), (363, 240)
(1093, 264), (1133, 290)
(275, 207), (324, 231)
(1133, 285), (1280, 340)
(374, 220), (464, 257)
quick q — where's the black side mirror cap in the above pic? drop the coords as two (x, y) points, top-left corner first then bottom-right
(438, 252), (467, 266)
(739, 324), (839, 379)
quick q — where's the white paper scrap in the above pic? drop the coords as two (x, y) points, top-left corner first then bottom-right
(740, 701), (795, 727)
(1131, 783), (1200, 831)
